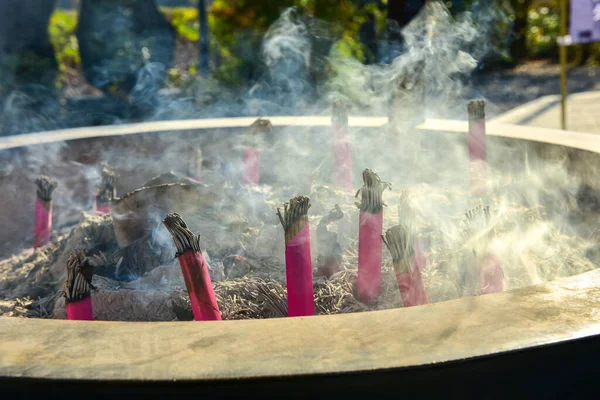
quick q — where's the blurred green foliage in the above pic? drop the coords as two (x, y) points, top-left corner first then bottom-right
(47, 1), (600, 90)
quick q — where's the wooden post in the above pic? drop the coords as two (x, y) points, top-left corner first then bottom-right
(198, 0), (210, 77)
(559, 0), (568, 130)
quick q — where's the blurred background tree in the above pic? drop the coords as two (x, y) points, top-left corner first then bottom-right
(41, 0), (600, 92)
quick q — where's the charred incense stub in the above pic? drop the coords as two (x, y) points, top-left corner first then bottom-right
(162, 213), (202, 256)
(35, 175), (58, 202)
(332, 99), (348, 128)
(96, 164), (117, 204)
(277, 196), (311, 245)
(356, 169), (390, 214)
(467, 99), (486, 121)
(63, 250), (96, 303)
(382, 225), (413, 274)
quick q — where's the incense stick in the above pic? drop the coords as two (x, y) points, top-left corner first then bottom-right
(316, 204), (344, 278)
(383, 225), (429, 307)
(356, 169), (390, 304)
(64, 250), (95, 320)
(34, 175), (57, 250)
(95, 163), (116, 214)
(242, 118), (272, 186)
(463, 205), (505, 295)
(277, 196), (314, 317)
(332, 99), (353, 191)
(468, 99), (487, 195)
(163, 213), (221, 321)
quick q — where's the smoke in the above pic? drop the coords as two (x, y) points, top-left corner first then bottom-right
(1, 2), (597, 306)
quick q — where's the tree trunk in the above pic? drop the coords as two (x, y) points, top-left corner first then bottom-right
(387, 0), (426, 42)
(0, 0), (58, 89)
(509, 0), (533, 64)
(198, 0), (210, 77)
(76, 0), (176, 96)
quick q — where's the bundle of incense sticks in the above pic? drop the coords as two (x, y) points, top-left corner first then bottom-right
(163, 213), (221, 321)
(464, 205), (505, 294)
(242, 118), (272, 186)
(332, 99), (353, 191)
(383, 225), (429, 307)
(316, 204), (344, 278)
(34, 175), (58, 250)
(94, 164), (116, 214)
(277, 196), (314, 316)
(468, 99), (487, 195)
(63, 250), (95, 320)
(356, 169), (390, 304)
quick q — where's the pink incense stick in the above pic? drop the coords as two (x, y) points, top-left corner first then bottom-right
(278, 196), (314, 317)
(478, 253), (505, 295)
(316, 205), (344, 278)
(468, 99), (487, 195)
(357, 169), (390, 304)
(34, 175), (57, 250)
(242, 147), (261, 186)
(464, 205), (505, 295)
(64, 250), (95, 321)
(332, 100), (353, 191)
(384, 225), (430, 307)
(95, 164), (117, 215)
(242, 118), (272, 186)
(163, 213), (221, 321)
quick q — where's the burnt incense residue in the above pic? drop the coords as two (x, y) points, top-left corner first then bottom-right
(382, 225), (413, 275)
(63, 250), (96, 303)
(35, 175), (57, 202)
(277, 196), (311, 245)
(355, 169), (391, 214)
(162, 213), (202, 256)
(316, 204), (344, 277)
(467, 99), (486, 120)
(96, 163), (117, 205)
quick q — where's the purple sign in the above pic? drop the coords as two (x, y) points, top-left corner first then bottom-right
(570, 0), (600, 44)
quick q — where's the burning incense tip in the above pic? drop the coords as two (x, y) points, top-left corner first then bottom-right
(63, 250), (95, 304)
(356, 169), (391, 213)
(162, 212), (221, 321)
(382, 225), (412, 274)
(162, 212), (202, 255)
(277, 195), (311, 245)
(467, 99), (486, 120)
(35, 175), (57, 202)
(278, 195), (314, 317)
(95, 164), (117, 214)
(96, 164), (117, 202)
(250, 117), (273, 134)
(463, 205), (492, 237)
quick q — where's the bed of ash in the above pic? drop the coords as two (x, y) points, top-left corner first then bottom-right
(1, 154), (599, 322)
